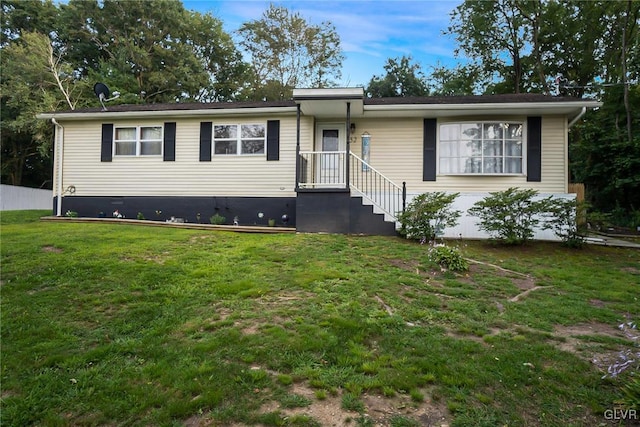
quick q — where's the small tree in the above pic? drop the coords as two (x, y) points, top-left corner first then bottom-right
(468, 187), (551, 245)
(398, 192), (461, 243)
(238, 4), (343, 96)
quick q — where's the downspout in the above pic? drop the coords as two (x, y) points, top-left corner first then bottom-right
(568, 107), (586, 128)
(51, 118), (64, 216)
(295, 104), (301, 190)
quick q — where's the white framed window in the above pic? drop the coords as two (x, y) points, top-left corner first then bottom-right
(439, 122), (524, 175)
(213, 124), (265, 156)
(114, 126), (163, 156)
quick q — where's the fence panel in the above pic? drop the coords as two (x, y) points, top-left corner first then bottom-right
(568, 183), (585, 202)
(1, 185), (52, 211)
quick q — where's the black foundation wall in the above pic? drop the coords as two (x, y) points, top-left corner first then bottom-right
(55, 196), (296, 227)
(296, 191), (397, 236)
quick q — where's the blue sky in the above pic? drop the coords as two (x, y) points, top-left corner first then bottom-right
(183, 0), (465, 87)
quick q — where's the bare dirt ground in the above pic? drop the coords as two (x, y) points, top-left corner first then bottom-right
(263, 382), (450, 427)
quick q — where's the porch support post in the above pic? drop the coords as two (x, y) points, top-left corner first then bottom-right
(346, 102), (351, 190)
(295, 104), (301, 190)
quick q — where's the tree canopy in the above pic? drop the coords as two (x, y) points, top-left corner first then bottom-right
(366, 56), (429, 98)
(445, 0), (640, 224)
(1, 0), (638, 225)
(1, 0), (343, 186)
(237, 4), (344, 100)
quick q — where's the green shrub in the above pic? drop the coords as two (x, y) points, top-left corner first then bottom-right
(209, 213), (226, 225)
(429, 245), (468, 272)
(136, 212), (145, 220)
(545, 198), (587, 247)
(468, 187), (551, 245)
(586, 210), (611, 231)
(398, 192), (461, 243)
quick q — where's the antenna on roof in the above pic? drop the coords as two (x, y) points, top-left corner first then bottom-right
(93, 82), (120, 111)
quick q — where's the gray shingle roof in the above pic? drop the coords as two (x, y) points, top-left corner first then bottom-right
(51, 93), (590, 115)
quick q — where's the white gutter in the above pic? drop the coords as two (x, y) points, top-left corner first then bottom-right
(37, 106), (299, 121)
(51, 118), (64, 216)
(568, 107), (587, 128)
(364, 101), (602, 112)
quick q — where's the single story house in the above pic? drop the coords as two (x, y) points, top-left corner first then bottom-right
(38, 87), (600, 239)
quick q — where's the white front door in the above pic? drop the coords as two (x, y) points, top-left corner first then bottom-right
(316, 123), (346, 186)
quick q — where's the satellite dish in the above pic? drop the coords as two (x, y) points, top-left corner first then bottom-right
(93, 82), (120, 111)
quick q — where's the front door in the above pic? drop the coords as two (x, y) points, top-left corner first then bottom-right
(316, 123), (346, 186)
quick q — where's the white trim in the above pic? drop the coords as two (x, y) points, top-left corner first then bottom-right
(37, 106), (299, 121)
(315, 122), (346, 151)
(437, 120), (526, 176)
(293, 87), (364, 99)
(364, 101), (602, 112)
(113, 125), (164, 157)
(212, 123), (266, 156)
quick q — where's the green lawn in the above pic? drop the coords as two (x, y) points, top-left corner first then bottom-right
(2, 210), (639, 426)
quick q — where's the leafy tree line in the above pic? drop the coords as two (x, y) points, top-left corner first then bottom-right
(1, 0), (342, 188)
(1, 0), (638, 226)
(367, 1), (639, 225)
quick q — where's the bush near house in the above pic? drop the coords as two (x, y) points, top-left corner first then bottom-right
(398, 191), (461, 243)
(545, 198), (588, 248)
(468, 187), (552, 245)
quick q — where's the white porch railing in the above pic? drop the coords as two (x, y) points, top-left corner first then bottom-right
(349, 152), (405, 221)
(297, 151), (347, 188)
(297, 151), (406, 222)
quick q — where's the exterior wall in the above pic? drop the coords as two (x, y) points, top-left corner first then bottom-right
(409, 192), (575, 241)
(52, 107), (571, 239)
(0, 185), (53, 211)
(348, 115), (570, 241)
(57, 195), (296, 226)
(55, 113), (312, 200)
(351, 115), (568, 194)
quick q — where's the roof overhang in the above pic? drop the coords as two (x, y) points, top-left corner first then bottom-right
(37, 106), (299, 121)
(293, 88), (364, 117)
(362, 101), (601, 122)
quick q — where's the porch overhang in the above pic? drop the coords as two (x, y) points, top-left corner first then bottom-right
(293, 88), (364, 118)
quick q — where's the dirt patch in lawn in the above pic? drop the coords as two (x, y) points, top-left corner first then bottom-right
(465, 261), (537, 291)
(552, 322), (639, 375)
(258, 382), (450, 427)
(554, 323), (629, 347)
(42, 245), (63, 253)
(621, 266), (640, 275)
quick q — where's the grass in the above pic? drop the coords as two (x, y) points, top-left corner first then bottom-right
(1, 210), (639, 426)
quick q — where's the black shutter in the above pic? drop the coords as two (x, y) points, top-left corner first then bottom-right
(423, 118), (437, 181)
(527, 116), (542, 182)
(101, 123), (113, 162)
(266, 120), (280, 161)
(163, 122), (176, 161)
(199, 122), (212, 162)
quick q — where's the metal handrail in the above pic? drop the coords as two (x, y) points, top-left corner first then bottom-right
(349, 152), (405, 220)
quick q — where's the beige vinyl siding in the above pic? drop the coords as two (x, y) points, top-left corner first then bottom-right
(352, 115), (568, 194)
(58, 114), (307, 198)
